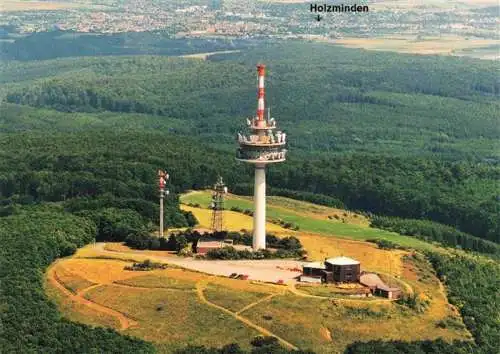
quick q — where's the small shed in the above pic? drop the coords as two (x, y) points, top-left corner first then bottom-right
(196, 240), (223, 255)
(375, 285), (402, 300)
(360, 272), (401, 299)
(325, 257), (360, 283)
(302, 262), (326, 277)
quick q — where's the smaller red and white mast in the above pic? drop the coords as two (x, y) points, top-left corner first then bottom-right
(158, 170), (169, 237)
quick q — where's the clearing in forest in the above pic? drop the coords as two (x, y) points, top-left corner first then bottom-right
(46, 241), (471, 353)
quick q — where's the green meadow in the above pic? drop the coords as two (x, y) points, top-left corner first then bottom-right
(180, 191), (437, 251)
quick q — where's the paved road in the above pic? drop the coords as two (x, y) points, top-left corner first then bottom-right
(94, 243), (305, 284)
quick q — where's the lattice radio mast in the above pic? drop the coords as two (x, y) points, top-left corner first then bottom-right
(210, 176), (228, 232)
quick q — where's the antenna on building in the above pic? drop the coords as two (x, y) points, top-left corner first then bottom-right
(210, 176), (227, 232)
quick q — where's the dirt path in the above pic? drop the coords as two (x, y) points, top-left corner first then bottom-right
(320, 327), (332, 342)
(236, 293), (280, 315)
(47, 262), (138, 330)
(112, 281), (195, 292)
(195, 280), (299, 351)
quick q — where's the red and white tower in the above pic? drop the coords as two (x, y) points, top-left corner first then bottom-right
(158, 170), (169, 237)
(236, 64), (287, 250)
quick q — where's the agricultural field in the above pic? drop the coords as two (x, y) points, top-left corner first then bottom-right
(46, 246), (471, 353)
(333, 36), (500, 60)
(0, 0), (85, 11)
(180, 190), (437, 251)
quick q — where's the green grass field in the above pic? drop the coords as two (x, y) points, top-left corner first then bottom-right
(181, 191), (437, 251)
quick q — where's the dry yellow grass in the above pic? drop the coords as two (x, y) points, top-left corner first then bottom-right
(298, 233), (405, 275)
(45, 279), (121, 329)
(1, 0), (83, 11)
(181, 205), (286, 233)
(204, 284), (271, 313)
(242, 290), (470, 354)
(53, 263), (95, 294)
(75, 243), (155, 263)
(209, 276), (283, 294)
(85, 284), (259, 351)
(104, 242), (177, 257)
(54, 258), (145, 285)
(47, 253), (470, 353)
(401, 255), (459, 322)
(334, 36), (500, 56)
(367, 0), (498, 11)
(116, 273), (196, 290)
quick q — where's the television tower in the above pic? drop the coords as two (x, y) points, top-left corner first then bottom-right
(158, 170), (169, 237)
(210, 176), (228, 232)
(236, 64), (287, 250)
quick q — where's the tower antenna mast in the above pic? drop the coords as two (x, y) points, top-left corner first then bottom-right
(236, 64), (287, 250)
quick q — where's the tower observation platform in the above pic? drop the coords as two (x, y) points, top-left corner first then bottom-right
(236, 64), (287, 250)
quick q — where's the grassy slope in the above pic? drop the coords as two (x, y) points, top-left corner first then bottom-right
(180, 191), (437, 251)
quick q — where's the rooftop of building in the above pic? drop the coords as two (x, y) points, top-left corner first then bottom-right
(197, 240), (223, 247)
(325, 256), (360, 265)
(360, 272), (400, 292)
(302, 261), (326, 269)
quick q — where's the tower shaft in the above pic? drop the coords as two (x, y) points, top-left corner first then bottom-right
(253, 165), (266, 250)
(159, 190), (164, 237)
(158, 169), (169, 238)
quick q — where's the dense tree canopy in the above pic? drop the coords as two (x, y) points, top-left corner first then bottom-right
(0, 131), (497, 243)
(0, 207), (154, 353)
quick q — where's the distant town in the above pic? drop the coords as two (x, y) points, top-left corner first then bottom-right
(0, 0), (497, 39)
(1, 0), (498, 60)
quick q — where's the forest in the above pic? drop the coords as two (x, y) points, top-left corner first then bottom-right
(0, 131), (497, 244)
(0, 41), (498, 243)
(0, 39), (498, 352)
(370, 216), (500, 256)
(0, 30), (254, 61)
(0, 206), (154, 353)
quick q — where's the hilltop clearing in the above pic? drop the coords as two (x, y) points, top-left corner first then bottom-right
(46, 240), (471, 353)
